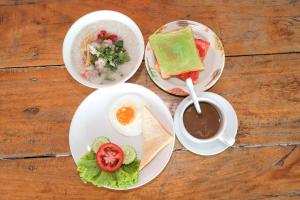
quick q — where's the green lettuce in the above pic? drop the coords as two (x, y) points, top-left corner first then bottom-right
(77, 151), (140, 189)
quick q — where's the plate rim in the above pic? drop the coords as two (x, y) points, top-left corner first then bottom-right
(174, 92), (238, 156)
(144, 20), (225, 96)
(69, 83), (175, 190)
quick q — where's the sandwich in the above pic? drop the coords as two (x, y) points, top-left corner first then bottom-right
(149, 26), (210, 83)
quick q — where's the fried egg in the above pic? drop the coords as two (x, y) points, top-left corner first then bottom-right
(109, 94), (144, 136)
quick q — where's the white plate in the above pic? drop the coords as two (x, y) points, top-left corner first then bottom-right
(145, 20), (225, 96)
(69, 83), (175, 190)
(174, 92), (238, 155)
(63, 10), (144, 89)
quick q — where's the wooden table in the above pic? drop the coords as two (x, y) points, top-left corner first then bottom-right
(0, 1), (299, 199)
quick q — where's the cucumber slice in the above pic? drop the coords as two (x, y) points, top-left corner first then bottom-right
(122, 145), (137, 164)
(92, 136), (110, 153)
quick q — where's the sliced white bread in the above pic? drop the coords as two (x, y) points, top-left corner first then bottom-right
(139, 107), (173, 170)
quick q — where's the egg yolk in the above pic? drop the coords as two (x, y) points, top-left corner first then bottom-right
(116, 106), (136, 125)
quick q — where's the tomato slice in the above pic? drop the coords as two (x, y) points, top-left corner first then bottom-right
(96, 143), (124, 172)
(107, 34), (118, 42)
(97, 30), (107, 39)
(194, 39), (210, 60)
(175, 39), (210, 83)
(176, 71), (199, 84)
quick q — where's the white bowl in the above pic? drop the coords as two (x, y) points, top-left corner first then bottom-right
(63, 10), (144, 88)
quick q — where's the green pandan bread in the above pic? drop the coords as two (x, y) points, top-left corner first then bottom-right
(149, 26), (203, 79)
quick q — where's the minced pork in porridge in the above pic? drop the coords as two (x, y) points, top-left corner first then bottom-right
(71, 20), (140, 84)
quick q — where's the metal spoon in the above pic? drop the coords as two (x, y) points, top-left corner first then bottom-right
(185, 78), (201, 114)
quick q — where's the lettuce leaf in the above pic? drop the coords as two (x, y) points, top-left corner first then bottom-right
(116, 159), (140, 188)
(77, 151), (100, 183)
(77, 151), (140, 189)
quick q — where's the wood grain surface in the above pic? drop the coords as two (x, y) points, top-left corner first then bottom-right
(0, 53), (299, 157)
(1, 0), (300, 199)
(1, 146), (300, 200)
(0, 0), (300, 68)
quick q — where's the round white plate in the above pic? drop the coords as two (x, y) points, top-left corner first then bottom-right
(63, 10), (144, 89)
(145, 20), (225, 96)
(174, 92), (238, 155)
(69, 83), (175, 190)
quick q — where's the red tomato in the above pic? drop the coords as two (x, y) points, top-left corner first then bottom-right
(96, 143), (124, 172)
(97, 30), (107, 39)
(194, 39), (210, 60)
(175, 39), (210, 83)
(176, 71), (199, 84)
(107, 34), (118, 42)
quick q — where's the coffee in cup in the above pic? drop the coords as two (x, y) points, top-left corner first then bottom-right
(183, 102), (221, 140)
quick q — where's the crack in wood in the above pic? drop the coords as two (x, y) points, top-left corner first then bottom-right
(0, 153), (71, 160)
(0, 51), (300, 70)
(1, 143), (299, 160)
(233, 143), (300, 148)
(254, 190), (300, 199)
(23, 107), (40, 115)
(29, 77), (38, 81)
(172, 143), (300, 153)
(226, 50), (300, 58)
(0, 0), (37, 7)
(0, 64), (65, 70)
(173, 147), (188, 152)
(275, 145), (297, 166)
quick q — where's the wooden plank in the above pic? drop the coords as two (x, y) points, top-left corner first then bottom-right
(0, 0), (300, 68)
(0, 53), (299, 157)
(211, 53), (300, 146)
(0, 146), (300, 199)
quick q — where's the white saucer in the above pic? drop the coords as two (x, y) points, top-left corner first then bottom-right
(174, 92), (238, 156)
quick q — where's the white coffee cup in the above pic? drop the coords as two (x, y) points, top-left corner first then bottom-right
(178, 95), (235, 146)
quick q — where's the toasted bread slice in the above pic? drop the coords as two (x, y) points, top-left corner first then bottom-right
(154, 64), (171, 79)
(149, 26), (203, 78)
(140, 107), (173, 170)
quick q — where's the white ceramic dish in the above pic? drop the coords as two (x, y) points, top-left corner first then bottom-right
(174, 92), (238, 155)
(145, 20), (225, 96)
(63, 10), (144, 88)
(69, 83), (175, 190)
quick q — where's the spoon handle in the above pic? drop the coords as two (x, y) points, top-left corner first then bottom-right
(186, 78), (201, 114)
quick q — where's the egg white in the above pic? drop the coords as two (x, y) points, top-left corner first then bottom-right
(109, 94), (144, 136)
